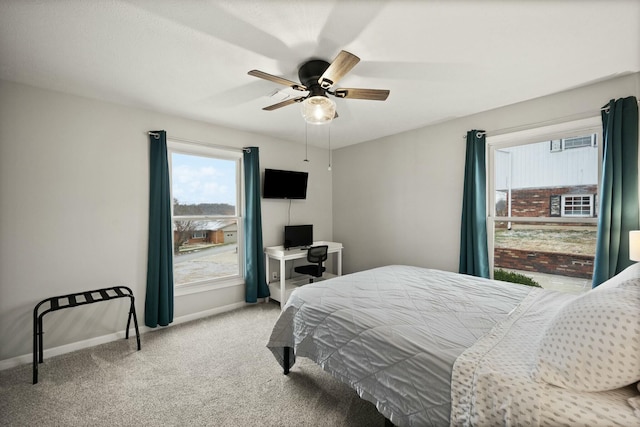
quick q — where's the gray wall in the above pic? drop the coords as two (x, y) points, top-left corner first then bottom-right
(0, 80), (332, 363)
(332, 73), (640, 274)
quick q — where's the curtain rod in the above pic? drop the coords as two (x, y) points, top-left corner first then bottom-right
(147, 132), (250, 153)
(464, 100), (640, 139)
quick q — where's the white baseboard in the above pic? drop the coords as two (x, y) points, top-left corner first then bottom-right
(0, 301), (247, 371)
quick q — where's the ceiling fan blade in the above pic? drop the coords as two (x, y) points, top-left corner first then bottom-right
(334, 88), (390, 101)
(319, 50), (360, 89)
(262, 97), (306, 111)
(248, 70), (307, 91)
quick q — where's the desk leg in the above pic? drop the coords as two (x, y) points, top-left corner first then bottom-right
(280, 259), (286, 308)
(264, 253), (271, 303)
(264, 253), (270, 285)
(337, 248), (343, 276)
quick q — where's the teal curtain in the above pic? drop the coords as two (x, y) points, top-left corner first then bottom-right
(243, 147), (269, 302)
(592, 96), (639, 287)
(144, 130), (174, 327)
(459, 130), (490, 278)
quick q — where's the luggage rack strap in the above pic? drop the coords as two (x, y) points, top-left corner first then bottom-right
(33, 285), (141, 384)
(36, 286), (135, 313)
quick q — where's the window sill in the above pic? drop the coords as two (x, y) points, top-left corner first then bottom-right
(175, 276), (244, 297)
(492, 216), (598, 224)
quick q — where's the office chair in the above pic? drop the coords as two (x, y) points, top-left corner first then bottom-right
(294, 245), (328, 283)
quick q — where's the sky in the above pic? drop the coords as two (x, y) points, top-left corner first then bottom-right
(171, 153), (237, 206)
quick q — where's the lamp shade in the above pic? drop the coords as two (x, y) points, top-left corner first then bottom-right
(301, 96), (336, 124)
(630, 230), (640, 261)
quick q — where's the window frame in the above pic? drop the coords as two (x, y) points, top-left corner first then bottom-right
(562, 134), (597, 150)
(191, 230), (208, 239)
(549, 134), (597, 152)
(167, 140), (245, 296)
(486, 116), (603, 277)
(561, 194), (594, 217)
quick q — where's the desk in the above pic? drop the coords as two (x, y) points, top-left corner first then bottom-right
(264, 241), (343, 307)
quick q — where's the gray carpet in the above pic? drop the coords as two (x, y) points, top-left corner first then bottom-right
(0, 302), (385, 426)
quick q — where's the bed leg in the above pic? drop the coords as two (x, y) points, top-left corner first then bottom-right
(283, 346), (290, 375)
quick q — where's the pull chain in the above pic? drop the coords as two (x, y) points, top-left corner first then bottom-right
(304, 122), (309, 162)
(328, 124), (332, 171)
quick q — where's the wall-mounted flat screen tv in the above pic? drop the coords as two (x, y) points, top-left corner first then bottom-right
(263, 168), (308, 199)
(284, 224), (313, 249)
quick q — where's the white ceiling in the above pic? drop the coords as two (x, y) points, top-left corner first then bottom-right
(1, 0), (639, 149)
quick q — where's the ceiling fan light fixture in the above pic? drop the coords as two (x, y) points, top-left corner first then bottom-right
(301, 95), (336, 125)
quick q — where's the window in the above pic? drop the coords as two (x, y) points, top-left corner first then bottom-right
(562, 195), (594, 217)
(168, 140), (243, 293)
(191, 231), (208, 239)
(488, 117), (602, 293)
(563, 135), (595, 149)
(549, 134), (597, 152)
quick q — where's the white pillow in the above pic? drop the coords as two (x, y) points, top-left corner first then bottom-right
(532, 279), (640, 392)
(594, 262), (640, 291)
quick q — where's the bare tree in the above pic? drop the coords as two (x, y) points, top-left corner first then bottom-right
(172, 198), (211, 253)
(496, 199), (507, 217)
(173, 216), (205, 254)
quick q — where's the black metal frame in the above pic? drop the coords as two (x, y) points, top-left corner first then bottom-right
(282, 344), (393, 425)
(283, 346), (291, 375)
(32, 286), (141, 384)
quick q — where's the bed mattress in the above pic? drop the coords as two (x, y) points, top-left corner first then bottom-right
(267, 265), (532, 426)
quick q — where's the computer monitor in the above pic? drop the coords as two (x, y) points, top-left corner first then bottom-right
(284, 225), (313, 249)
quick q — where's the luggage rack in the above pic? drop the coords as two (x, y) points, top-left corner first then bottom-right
(33, 286), (141, 384)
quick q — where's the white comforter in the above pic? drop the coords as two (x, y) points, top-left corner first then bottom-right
(266, 265), (532, 426)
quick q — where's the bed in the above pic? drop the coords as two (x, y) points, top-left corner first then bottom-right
(266, 264), (640, 426)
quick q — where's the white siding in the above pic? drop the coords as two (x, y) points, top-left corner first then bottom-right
(494, 139), (598, 190)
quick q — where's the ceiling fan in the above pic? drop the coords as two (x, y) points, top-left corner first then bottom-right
(248, 50), (390, 124)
